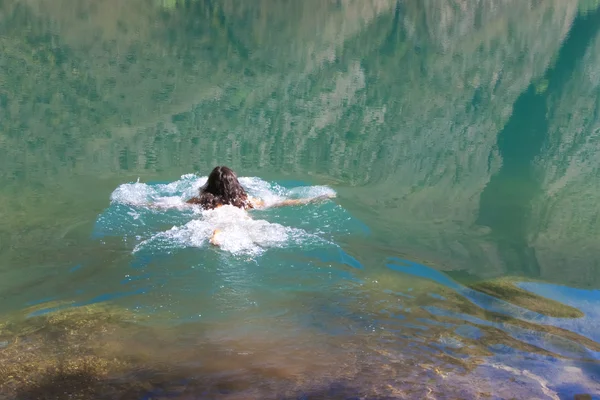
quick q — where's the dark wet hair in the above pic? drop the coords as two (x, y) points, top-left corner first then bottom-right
(187, 166), (252, 210)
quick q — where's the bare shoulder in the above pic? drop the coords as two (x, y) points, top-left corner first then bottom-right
(248, 196), (265, 209)
(186, 196), (202, 205)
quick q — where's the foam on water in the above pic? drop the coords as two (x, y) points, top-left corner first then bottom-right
(109, 174), (204, 210)
(104, 174), (339, 256)
(108, 175), (335, 210)
(132, 205), (324, 256)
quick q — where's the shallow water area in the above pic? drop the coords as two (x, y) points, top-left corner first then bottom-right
(2, 0), (600, 398)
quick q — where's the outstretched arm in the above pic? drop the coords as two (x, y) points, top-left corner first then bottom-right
(141, 197), (199, 209)
(252, 193), (335, 209)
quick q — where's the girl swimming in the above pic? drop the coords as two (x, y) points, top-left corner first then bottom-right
(186, 166), (255, 209)
(186, 166), (335, 245)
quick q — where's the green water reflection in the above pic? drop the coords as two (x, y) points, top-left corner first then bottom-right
(1, 0), (600, 398)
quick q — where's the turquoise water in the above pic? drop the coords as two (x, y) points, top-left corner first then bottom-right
(1, 0), (600, 398)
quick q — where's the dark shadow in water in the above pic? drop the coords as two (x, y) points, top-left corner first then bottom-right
(11, 374), (377, 400)
(9, 360), (385, 400)
(13, 370), (115, 400)
(477, 7), (600, 277)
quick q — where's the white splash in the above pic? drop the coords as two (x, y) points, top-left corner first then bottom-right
(109, 174), (336, 256)
(110, 174), (204, 210)
(132, 205), (321, 256)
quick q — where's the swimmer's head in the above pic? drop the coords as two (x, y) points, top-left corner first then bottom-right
(196, 166), (252, 210)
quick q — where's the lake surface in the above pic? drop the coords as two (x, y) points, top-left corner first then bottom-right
(1, 0), (600, 398)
